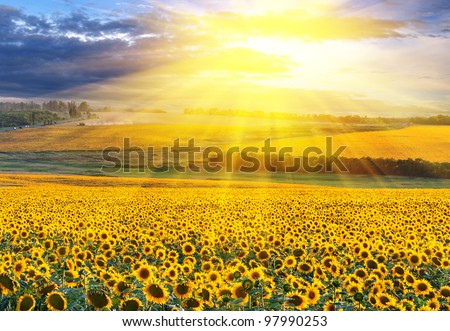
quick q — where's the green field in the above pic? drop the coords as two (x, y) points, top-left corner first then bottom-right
(1, 151), (449, 188)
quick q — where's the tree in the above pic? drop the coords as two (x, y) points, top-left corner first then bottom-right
(78, 101), (90, 113)
(68, 101), (79, 118)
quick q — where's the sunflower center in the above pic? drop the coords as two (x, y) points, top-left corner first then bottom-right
(118, 281), (129, 292)
(186, 298), (200, 308)
(0, 274), (15, 291)
(177, 284), (189, 295)
(48, 293), (65, 310)
(123, 299), (140, 311)
(291, 295), (303, 306)
(417, 283), (427, 291)
(367, 260), (378, 269)
(235, 286), (247, 299)
(149, 284), (164, 298)
(139, 269), (150, 279)
(300, 264), (311, 272)
(379, 296), (389, 305)
(89, 292), (109, 308)
(19, 296), (35, 311)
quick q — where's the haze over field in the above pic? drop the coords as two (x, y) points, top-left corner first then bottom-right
(0, 0), (449, 115)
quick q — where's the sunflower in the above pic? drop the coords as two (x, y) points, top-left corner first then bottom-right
(256, 250), (270, 262)
(408, 253), (421, 267)
(142, 244), (153, 256)
(56, 246), (69, 258)
(65, 270), (81, 288)
(17, 294), (36, 311)
(293, 248), (305, 258)
(0, 273), (16, 295)
(322, 257), (335, 270)
(248, 267), (265, 282)
(345, 282), (362, 295)
(155, 249), (166, 260)
(43, 240), (54, 250)
(298, 262), (313, 274)
(206, 270), (221, 285)
(164, 267), (178, 282)
(182, 243), (196, 256)
(174, 282), (193, 299)
(358, 249), (370, 260)
(144, 281), (169, 305)
(121, 298), (143, 311)
(198, 286), (214, 307)
(403, 271), (416, 287)
(181, 263), (194, 275)
(98, 230), (109, 241)
(46, 292), (67, 311)
(305, 287), (320, 305)
(439, 286), (450, 299)
(315, 265), (327, 279)
(87, 290), (112, 310)
(114, 279), (133, 296)
(391, 264), (406, 278)
(376, 292), (396, 309)
(365, 259), (378, 270)
(431, 256), (441, 267)
(216, 285), (233, 302)
(236, 263), (248, 275)
(135, 265), (153, 282)
(232, 283), (249, 303)
(399, 299), (415, 311)
(427, 298), (440, 311)
(94, 255), (107, 268)
(162, 260), (172, 269)
(354, 268), (368, 280)
(13, 260), (26, 276)
(37, 282), (57, 297)
(122, 255), (133, 265)
(183, 297), (204, 311)
(414, 279), (431, 296)
(201, 261), (213, 273)
(329, 263), (342, 278)
(323, 301), (337, 311)
(283, 256), (297, 268)
(286, 291), (308, 309)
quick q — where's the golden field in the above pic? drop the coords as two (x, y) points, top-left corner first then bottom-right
(0, 174), (449, 311)
(0, 124), (449, 162)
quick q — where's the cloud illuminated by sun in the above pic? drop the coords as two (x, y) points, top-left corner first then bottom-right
(3, 0), (446, 115)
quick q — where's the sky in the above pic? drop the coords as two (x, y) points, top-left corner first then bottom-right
(0, 0), (449, 115)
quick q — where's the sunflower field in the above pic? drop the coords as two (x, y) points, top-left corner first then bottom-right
(0, 175), (449, 311)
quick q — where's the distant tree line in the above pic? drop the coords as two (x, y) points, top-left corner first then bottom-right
(409, 115), (450, 125)
(0, 101), (97, 126)
(335, 157), (450, 179)
(0, 111), (61, 127)
(0, 102), (41, 111)
(0, 100), (92, 119)
(185, 108), (450, 125)
(228, 155), (450, 179)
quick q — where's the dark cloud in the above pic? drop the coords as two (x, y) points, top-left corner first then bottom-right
(0, 5), (166, 97)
